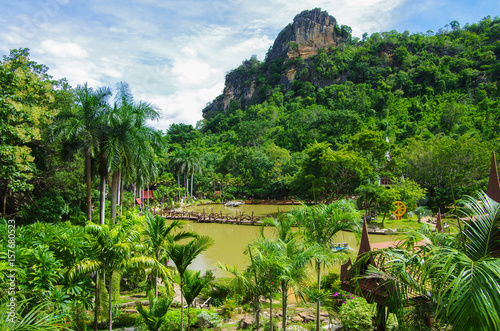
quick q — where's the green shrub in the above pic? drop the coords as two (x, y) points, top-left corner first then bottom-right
(196, 310), (223, 330)
(21, 191), (69, 223)
(338, 297), (374, 331)
(208, 277), (234, 306)
(221, 297), (238, 319)
(160, 309), (201, 331)
(321, 271), (341, 293)
(113, 312), (140, 327)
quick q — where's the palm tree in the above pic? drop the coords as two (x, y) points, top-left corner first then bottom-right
(356, 191), (500, 330)
(254, 237), (317, 331)
(142, 212), (196, 297)
(53, 83), (112, 221)
(136, 293), (173, 331)
(355, 183), (386, 219)
(292, 201), (360, 331)
(106, 82), (163, 223)
(262, 211), (319, 331)
(262, 212), (297, 243)
(167, 149), (185, 202)
(182, 269), (210, 330)
(69, 219), (160, 331)
(165, 235), (214, 331)
(221, 243), (280, 331)
(0, 299), (61, 331)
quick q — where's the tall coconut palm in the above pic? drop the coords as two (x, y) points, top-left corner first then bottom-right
(106, 82), (163, 223)
(165, 235), (214, 331)
(69, 219), (160, 331)
(142, 212), (196, 298)
(292, 201), (360, 331)
(53, 83), (112, 221)
(167, 149), (185, 202)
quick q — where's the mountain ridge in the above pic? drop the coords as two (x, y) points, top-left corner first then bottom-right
(202, 8), (350, 118)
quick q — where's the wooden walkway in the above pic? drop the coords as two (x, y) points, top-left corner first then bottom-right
(161, 209), (392, 234)
(162, 209), (268, 226)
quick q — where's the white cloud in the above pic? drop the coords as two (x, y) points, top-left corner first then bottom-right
(171, 58), (215, 85)
(40, 39), (89, 58)
(149, 82), (225, 131)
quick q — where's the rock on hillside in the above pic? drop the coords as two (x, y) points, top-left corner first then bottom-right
(267, 8), (342, 61)
(202, 8), (345, 118)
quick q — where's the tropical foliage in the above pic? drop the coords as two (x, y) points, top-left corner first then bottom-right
(353, 191), (500, 330)
(0, 11), (500, 331)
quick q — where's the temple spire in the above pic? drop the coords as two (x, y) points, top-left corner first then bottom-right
(486, 152), (500, 203)
(436, 208), (443, 233)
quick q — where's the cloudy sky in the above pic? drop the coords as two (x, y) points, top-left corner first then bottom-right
(1, 0), (498, 132)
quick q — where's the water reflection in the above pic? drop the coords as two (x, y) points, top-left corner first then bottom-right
(175, 204), (393, 277)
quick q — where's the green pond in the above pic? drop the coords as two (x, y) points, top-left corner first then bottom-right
(174, 204), (393, 277)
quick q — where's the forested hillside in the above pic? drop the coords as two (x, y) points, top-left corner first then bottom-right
(1, 10), (500, 221)
(187, 9), (500, 207)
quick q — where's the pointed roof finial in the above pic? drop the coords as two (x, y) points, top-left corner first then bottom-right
(436, 208), (443, 233)
(486, 151), (500, 203)
(356, 216), (372, 259)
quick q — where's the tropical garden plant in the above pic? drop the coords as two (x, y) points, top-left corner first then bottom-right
(353, 191), (500, 330)
(68, 219), (161, 331)
(165, 235), (214, 331)
(136, 293), (174, 331)
(142, 212), (196, 298)
(291, 200), (360, 331)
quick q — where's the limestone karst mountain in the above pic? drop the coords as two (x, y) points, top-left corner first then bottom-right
(202, 8), (349, 118)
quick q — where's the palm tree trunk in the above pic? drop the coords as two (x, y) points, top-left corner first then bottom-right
(2, 187), (8, 218)
(254, 297), (260, 331)
(282, 284), (287, 331)
(111, 171), (119, 224)
(108, 270), (113, 331)
(99, 151), (107, 225)
(86, 150), (92, 221)
(147, 186), (150, 210)
(94, 271), (100, 331)
(255, 298), (260, 331)
(316, 260), (321, 331)
(119, 174), (124, 216)
(181, 283), (185, 331)
(269, 294), (273, 331)
(191, 173), (194, 199)
(177, 173), (180, 202)
(100, 174), (106, 225)
(155, 252), (159, 298)
(187, 305), (191, 331)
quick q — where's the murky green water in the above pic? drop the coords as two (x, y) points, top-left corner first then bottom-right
(173, 204), (392, 277)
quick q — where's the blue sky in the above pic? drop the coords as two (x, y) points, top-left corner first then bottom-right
(1, 0), (498, 131)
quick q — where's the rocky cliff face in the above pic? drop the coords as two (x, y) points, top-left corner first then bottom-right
(202, 9), (343, 118)
(267, 8), (341, 61)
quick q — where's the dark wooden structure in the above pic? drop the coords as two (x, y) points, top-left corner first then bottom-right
(487, 151), (500, 203)
(340, 219), (393, 330)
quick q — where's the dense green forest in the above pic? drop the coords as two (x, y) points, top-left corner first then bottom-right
(2, 15), (500, 223)
(1, 12), (500, 331)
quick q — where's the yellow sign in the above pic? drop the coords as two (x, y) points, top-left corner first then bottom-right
(392, 201), (406, 220)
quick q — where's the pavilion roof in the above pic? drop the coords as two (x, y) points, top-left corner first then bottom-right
(487, 151), (500, 203)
